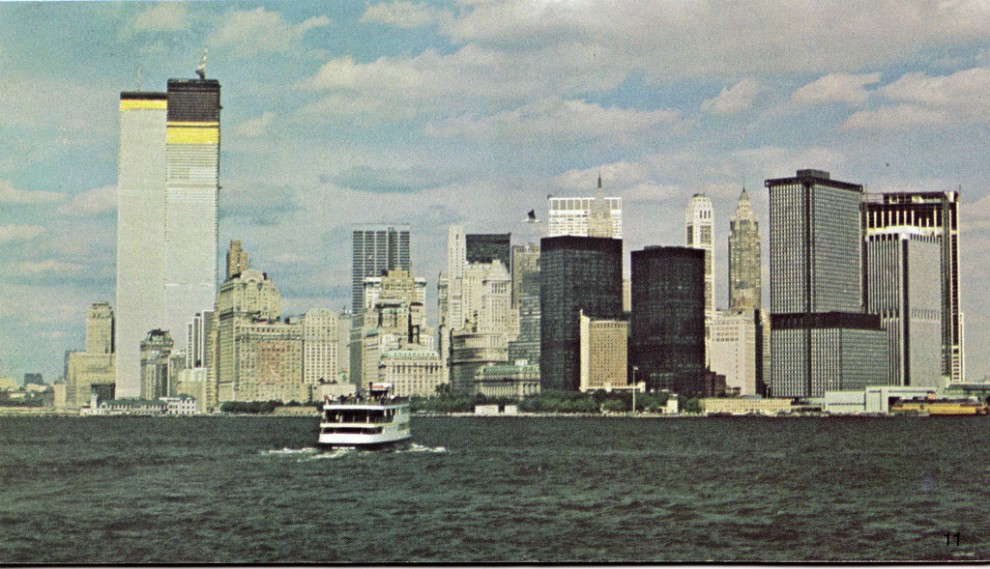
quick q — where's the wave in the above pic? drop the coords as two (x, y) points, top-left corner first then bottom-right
(403, 443), (447, 453)
(259, 447), (319, 456)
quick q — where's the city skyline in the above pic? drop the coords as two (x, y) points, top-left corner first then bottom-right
(1, 1), (988, 383)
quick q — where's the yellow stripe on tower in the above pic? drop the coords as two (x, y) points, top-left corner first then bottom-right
(120, 99), (168, 111)
(166, 125), (220, 145)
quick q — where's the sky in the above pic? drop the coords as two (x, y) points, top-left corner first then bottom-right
(0, 0), (988, 384)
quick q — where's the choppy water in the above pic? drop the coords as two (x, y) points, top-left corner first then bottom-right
(1, 415), (988, 563)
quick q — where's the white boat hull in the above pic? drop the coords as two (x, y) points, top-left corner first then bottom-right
(317, 400), (411, 449)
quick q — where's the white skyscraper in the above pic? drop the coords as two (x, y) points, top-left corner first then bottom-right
(548, 177), (622, 239)
(686, 193), (715, 363)
(115, 76), (221, 398)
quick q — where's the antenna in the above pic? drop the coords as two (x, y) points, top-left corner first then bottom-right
(196, 47), (208, 80)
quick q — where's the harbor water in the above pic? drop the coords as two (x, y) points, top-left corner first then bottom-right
(1, 415), (988, 563)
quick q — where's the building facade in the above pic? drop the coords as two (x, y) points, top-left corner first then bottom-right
(540, 236), (623, 391)
(302, 308), (339, 387)
(65, 302), (117, 410)
(864, 231), (942, 387)
(863, 191), (963, 382)
(630, 246), (706, 395)
(140, 329), (174, 400)
(685, 194), (715, 345)
(728, 188), (761, 311)
(766, 170), (888, 397)
(578, 311), (628, 392)
(351, 224), (411, 312)
(116, 76), (221, 398)
(466, 233), (511, 269)
(508, 246), (541, 367)
(709, 308), (764, 396)
(547, 181), (623, 239)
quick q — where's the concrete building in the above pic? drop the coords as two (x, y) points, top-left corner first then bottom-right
(116, 75), (221, 397)
(729, 188), (761, 311)
(630, 246), (705, 395)
(302, 308), (339, 387)
(548, 178), (622, 239)
(140, 329), (173, 399)
(865, 230), (942, 387)
(823, 385), (939, 414)
(473, 361), (541, 398)
(352, 224), (411, 312)
(864, 191), (963, 382)
(710, 308), (764, 396)
(226, 239), (248, 279)
(466, 233), (511, 269)
(379, 348), (443, 397)
(350, 269), (433, 388)
(765, 169), (888, 397)
(540, 236), (623, 391)
(579, 311), (628, 392)
(230, 320), (305, 403)
(450, 332), (509, 390)
(508, 245), (541, 368)
(685, 193), (715, 361)
(65, 302), (116, 410)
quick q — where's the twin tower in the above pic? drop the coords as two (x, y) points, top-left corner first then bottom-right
(116, 78), (222, 397)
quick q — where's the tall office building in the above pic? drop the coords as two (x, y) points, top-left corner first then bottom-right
(226, 240), (249, 279)
(685, 194), (715, 363)
(766, 170), (887, 397)
(540, 236), (622, 391)
(302, 308), (339, 386)
(352, 224), (411, 312)
(630, 246), (706, 394)
(863, 191), (963, 382)
(508, 244), (541, 365)
(140, 329), (174, 399)
(116, 74), (221, 398)
(466, 233), (511, 268)
(548, 178), (622, 239)
(86, 302), (114, 355)
(865, 231), (942, 387)
(729, 188), (761, 311)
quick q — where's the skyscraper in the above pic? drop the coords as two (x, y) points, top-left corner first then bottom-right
(728, 188), (761, 311)
(864, 230), (942, 387)
(630, 246), (706, 394)
(351, 224), (411, 312)
(548, 177), (622, 239)
(86, 302), (114, 355)
(863, 191), (963, 382)
(226, 240), (249, 279)
(685, 194), (715, 362)
(765, 169), (887, 397)
(540, 236), (622, 391)
(116, 73), (221, 398)
(466, 233), (511, 268)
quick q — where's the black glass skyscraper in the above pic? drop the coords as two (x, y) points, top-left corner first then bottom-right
(539, 236), (622, 391)
(466, 233), (511, 269)
(630, 246), (705, 394)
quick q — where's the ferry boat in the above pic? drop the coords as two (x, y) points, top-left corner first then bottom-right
(890, 396), (989, 416)
(317, 383), (411, 449)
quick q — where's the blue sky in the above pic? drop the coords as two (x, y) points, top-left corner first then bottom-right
(1, 1), (988, 383)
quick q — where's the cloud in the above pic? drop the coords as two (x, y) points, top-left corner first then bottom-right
(129, 3), (190, 34)
(842, 66), (990, 130)
(9, 259), (84, 276)
(427, 98), (680, 146)
(444, 1), (990, 80)
(232, 112), (277, 138)
(0, 225), (46, 244)
(0, 180), (63, 205)
(361, 1), (437, 28)
(792, 72), (882, 106)
(58, 185), (116, 217)
(210, 7), (330, 56)
(333, 165), (452, 193)
(701, 78), (763, 115)
(219, 184), (299, 226)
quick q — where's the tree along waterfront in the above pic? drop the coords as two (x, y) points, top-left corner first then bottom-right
(409, 388), (702, 415)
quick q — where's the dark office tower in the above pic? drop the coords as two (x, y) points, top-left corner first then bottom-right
(540, 236), (622, 391)
(351, 224), (411, 311)
(863, 191), (963, 383)
(729, 188), (761, 310)
(765, 169), (887, 397)
(630, 247), (705, 394)
(508, 243), (541, 366)
(466, 233), (511, 269)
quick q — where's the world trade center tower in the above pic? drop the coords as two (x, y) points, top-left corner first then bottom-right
(116, 75), (221, 398)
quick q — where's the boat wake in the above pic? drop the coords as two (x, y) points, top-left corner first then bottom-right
(402, 443), (447, 453)
(261, 447), (319, 457)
